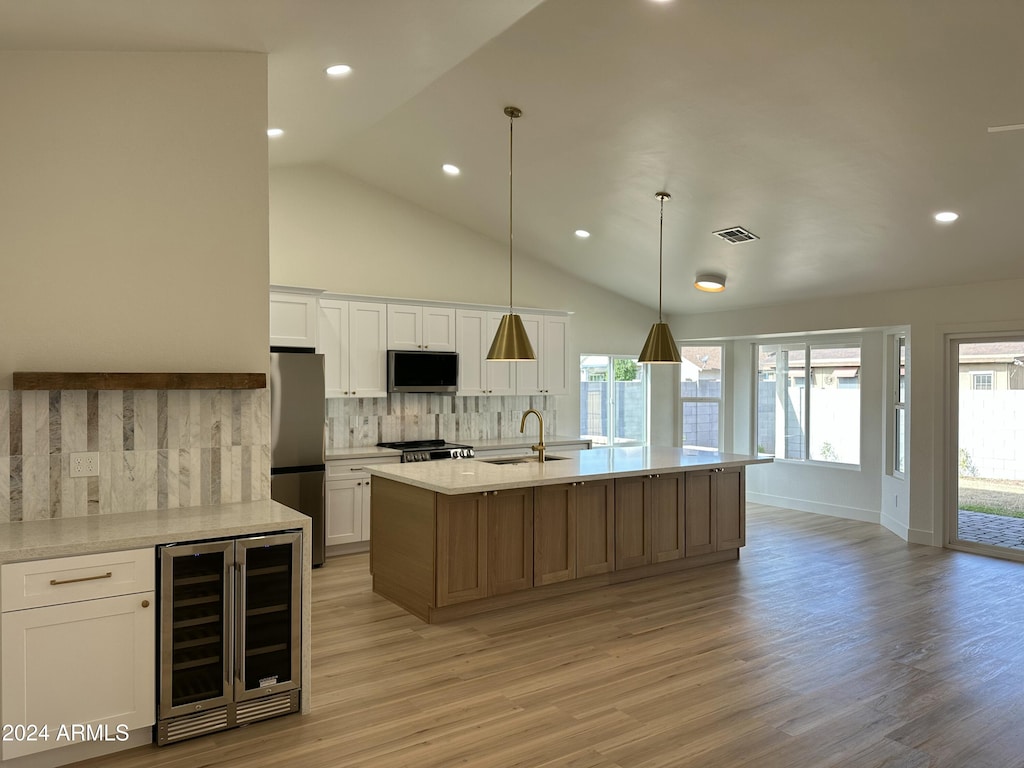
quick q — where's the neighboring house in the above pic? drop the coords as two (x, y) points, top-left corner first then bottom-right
(957, 342), (1024, 390)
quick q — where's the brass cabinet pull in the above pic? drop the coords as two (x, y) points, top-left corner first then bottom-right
(50, 571), (112, 585)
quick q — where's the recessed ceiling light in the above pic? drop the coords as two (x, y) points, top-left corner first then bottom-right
(694, 273), (726, 292)
(934, 211), (959, 223)
(325, 64), (353, 78)
(575, 229), (591, 239)
(266, 128), (284, 138)
(442, 164), (460, 176)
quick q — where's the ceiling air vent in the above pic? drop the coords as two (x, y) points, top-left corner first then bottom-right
(712, 226), (759, 244)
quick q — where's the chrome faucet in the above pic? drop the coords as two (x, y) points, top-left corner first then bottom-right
(520, 408), (545, 463)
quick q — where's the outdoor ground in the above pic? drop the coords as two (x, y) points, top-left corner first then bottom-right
(958, 477), (1024, 518)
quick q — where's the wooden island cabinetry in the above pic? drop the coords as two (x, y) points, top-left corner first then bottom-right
(370, 448), (768, 623)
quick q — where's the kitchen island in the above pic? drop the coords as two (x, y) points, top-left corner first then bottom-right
(367, 447), (771, 623)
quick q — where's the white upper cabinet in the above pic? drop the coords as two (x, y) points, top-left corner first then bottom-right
(456, 310), (514, 395)
(515, 313), (569, 396)
(318, 299), (387, 398)
(270, 291), (317, 348)
(387, 304), (456, 351)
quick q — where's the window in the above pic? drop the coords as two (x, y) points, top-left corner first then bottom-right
(756, 340), (861, 465)
(893, 334), (906, 475)
(580, 355), (646, 446)
(971, 372), (994, 391)
(680, 345), (724, 450)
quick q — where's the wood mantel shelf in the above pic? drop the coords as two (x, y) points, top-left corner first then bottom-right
(12, 372), (267, 391)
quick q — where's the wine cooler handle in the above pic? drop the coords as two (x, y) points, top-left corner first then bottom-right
(225, 558), (234, 696)
(235, 558), (246, 689)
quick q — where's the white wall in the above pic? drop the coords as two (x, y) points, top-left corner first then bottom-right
(673, 277), (1024, 546)
(0, 51), (270, 388)
(269, 164), (658, 432)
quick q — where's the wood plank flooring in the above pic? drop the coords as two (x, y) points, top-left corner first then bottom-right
(75, 505), (1024, 768)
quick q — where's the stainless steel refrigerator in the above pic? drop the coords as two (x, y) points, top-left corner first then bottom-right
(269, 350), (326, 566)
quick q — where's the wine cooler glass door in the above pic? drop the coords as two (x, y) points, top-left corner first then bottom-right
(159, 540), (234, 718)
(235, 531), (301, 702)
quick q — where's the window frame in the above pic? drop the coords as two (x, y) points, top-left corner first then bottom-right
(679, 344), (725, 452)
(579, 354), (647, 447)
(755, 336), (863, 468)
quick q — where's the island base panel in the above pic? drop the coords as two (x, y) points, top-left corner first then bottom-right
(374, 547), (738, 624)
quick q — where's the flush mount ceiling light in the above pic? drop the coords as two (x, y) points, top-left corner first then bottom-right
(487, 106), (536, 361)
(934, 211), (959, 223)
(325, 64), (353, 78)
(442, 163), (461, 176)
(575, 229), (591, 239)
(638, 192), (682, 364)
(694, 273), (726, 292)
(266, 128), (284, 138)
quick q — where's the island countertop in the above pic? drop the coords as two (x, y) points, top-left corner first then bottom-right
(366, 445), (771, 494)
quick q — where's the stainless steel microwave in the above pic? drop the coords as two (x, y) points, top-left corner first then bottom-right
(387, 350), (459, 393)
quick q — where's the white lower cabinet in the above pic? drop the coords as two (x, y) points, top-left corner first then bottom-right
(325, 477), (369, 546)
(1, 549), (155, 761)
(325, 456), (400, 550)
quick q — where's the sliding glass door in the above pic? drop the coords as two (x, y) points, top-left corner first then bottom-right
(950, 336), (1024, 559)
(580, 355), (646, 446)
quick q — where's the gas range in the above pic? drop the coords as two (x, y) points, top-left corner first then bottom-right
(377, 439), (475, 463)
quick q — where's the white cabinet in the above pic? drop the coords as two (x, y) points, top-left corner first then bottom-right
(1, 549), (155, 760)
(270, 291), (317, 348)
(515, 313), (570, 396)
(325, 456), (400, 550)
(319, 299), (388, 398)
(456, 309), (514, 395)
(387, 304), (456, 351)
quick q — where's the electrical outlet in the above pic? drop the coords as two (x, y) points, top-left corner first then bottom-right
(70, 452), (99, 477)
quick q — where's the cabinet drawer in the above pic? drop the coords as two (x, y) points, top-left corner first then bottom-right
(326, 457), (399, 479)
(2, 548), (155, 612)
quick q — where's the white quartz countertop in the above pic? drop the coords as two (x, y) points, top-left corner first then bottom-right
(366, 446), (772, 494)
(0, 499), (310, 565)
(326, 446), (402, 461)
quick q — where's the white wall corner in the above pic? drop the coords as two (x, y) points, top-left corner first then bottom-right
(748, 492), (881, 525)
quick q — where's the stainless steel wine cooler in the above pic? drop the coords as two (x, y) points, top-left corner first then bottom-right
(156, 531), (302, 745)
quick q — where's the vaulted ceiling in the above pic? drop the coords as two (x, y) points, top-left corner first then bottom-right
(5, 0), (1024, 314)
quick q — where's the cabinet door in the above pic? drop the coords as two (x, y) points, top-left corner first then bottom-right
(422, 306), (456, 351)
(684, 470), (716, 556)
(436, 494), (488, 606)
(614, 475), (652, 569)
(651, 473), (684, 562)
(348, 302), (388, 397)
(318, 299), (350, 398)
(487, 488), (534, 595)
(575, 480), (615, 577)
(541, 315), (570, 395)
(456, 310), (486, 395)
(485, 313), (515, 395)
(270, 292), (317, 348)
(715, 467), (745, 550)
(325, 478), (364, 546)
(514, 313), (544, 395)
(386, 304), (422, 350)
(534, 484), (576, 585)
(2, 593), (155, 759)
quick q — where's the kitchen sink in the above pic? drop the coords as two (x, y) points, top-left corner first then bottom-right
(478, 455), (570, 465)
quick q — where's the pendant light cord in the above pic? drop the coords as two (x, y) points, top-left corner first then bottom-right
(658, 195), (665, 323)
(508, 110), (514, 312)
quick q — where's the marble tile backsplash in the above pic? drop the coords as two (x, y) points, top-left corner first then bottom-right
(326, 393), (563, 449)
(0, 389), (270, 523)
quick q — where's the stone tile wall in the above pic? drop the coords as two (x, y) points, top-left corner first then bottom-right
(0, 389), (269, 522)
(327, 394), (563, 449)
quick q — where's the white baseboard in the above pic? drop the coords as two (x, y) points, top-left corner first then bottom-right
(748, 492), (880, 525)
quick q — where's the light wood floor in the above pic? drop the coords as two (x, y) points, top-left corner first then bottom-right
(77, 505), (1024, 768)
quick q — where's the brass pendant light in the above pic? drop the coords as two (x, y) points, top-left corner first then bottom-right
(638, 192), (682, 364)
(487, 106), (536, 361)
